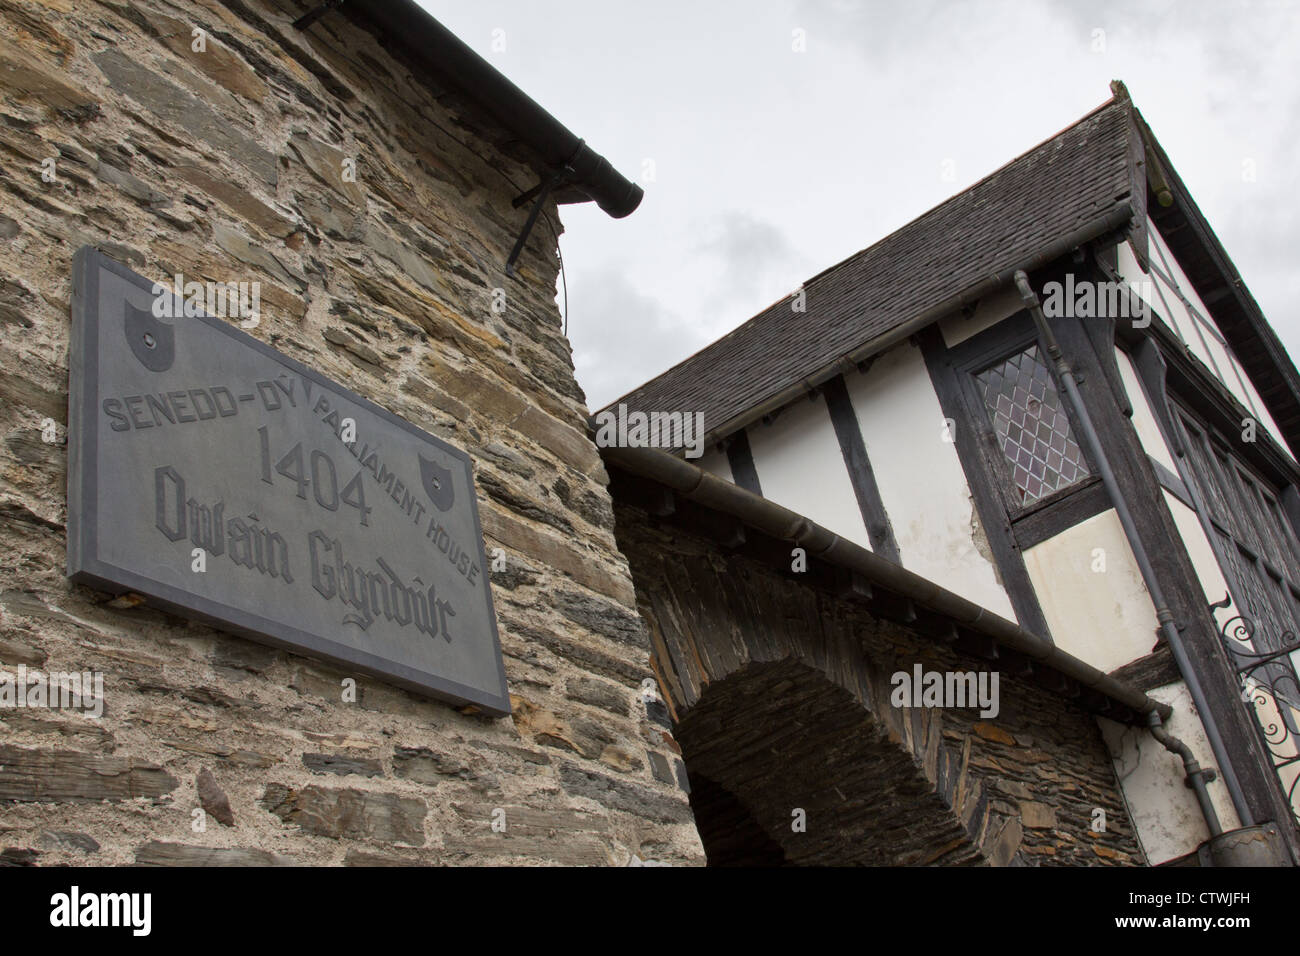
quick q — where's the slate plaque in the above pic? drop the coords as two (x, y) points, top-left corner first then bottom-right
(67, 247), (510, 715)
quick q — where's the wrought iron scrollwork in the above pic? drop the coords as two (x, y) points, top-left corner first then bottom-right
(1212, 595), (1300, 828)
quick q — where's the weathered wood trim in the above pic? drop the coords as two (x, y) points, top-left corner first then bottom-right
(1109, 644), (1181, 693)
(1140, 119), (1300, 458)
(946, 309), (1038, 377)
(917, 324), (1053, 641)
(1041, 262), (1295, 837)
(1131, 336), (1185, 456)
(725, 428), (762, 496)
(1149, 457), (1194, 510)
(1077, 302), (1131, 417)
(822, 374), (900, 563)
(1098, 253), (1300, 489)
(1128, 340), (1300, 832)
(1011, 477), (1110, 550)
(1283, 486), (1300, 545)
(1123, 110), (1151, 273)
(1133, 335), (1267, 611)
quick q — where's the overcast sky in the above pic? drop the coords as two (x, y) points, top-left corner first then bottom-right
(422, 0), (1300, 411)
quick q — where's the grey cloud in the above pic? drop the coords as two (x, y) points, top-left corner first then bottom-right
(693, 210), (810, 295)
(567, 265), (710, 410)
(688, 211), (820, 344)
(426, 0), (1300, 403)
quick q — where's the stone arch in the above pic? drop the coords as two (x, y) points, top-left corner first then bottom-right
(673, 656), (999, 865)
(631, 542), (1021, 865)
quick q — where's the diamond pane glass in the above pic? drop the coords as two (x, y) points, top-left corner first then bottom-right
(975, 345), (1091, 506)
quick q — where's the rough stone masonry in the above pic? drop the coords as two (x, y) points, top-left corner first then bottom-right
(0, 0), (703, 865)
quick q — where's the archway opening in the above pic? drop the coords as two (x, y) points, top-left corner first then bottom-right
(675, 658), (985, 866)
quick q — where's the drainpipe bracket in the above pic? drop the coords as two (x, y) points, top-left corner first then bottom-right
(505, 161), (577, 277)
(1184, 767), (1217, 789)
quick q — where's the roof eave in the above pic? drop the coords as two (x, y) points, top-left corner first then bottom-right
(1131, 109), (1300, 457)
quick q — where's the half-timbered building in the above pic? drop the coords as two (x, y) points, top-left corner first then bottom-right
(604, 82), (1300, 866)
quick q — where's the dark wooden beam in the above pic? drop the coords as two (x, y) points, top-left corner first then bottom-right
(835, 569), (873, 602)
(912, 608), (960, 642)
(1011, 477), (1110, 550)
(953, 628), (1000, 661)
(867, 587), (916, 625)
(724, 429), (762, 496)
(823, 374), (901, 563)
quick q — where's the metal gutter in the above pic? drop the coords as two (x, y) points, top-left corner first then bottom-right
(695, 202), (1136, 450)
(335, 0), (643, 219)
(602, 443), (1173, 721)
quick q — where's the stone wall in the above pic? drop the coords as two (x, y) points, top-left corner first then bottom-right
(0, 0), (702, 866)
(612, 499), (1144, 865)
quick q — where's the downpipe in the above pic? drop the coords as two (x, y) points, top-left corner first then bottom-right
(1149, 712), (1290, 864)
(1147, 711), (1222, 837)
(1012, 269), (1255, 836)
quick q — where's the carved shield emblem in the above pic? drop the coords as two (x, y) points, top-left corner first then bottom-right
(419, 454), (455, 512)
(124, 301), (175, 372)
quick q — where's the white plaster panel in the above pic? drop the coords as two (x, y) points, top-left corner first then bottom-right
(938, 285), (1023, 349)
(1115, 346), (1178, 473)
(1022, 508), (1158, 672)
(1162, 490), (1234, 632)
(844, 342), (1016, 620)
(744, 396), (873, 551)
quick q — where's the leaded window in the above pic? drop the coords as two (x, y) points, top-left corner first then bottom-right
(974, 345), (1092, 507)
(1176, 407), (1300, 654)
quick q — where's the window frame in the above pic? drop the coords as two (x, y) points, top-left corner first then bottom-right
(1173, 399), (1300, 650)
(950, 311), (1102, 526)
